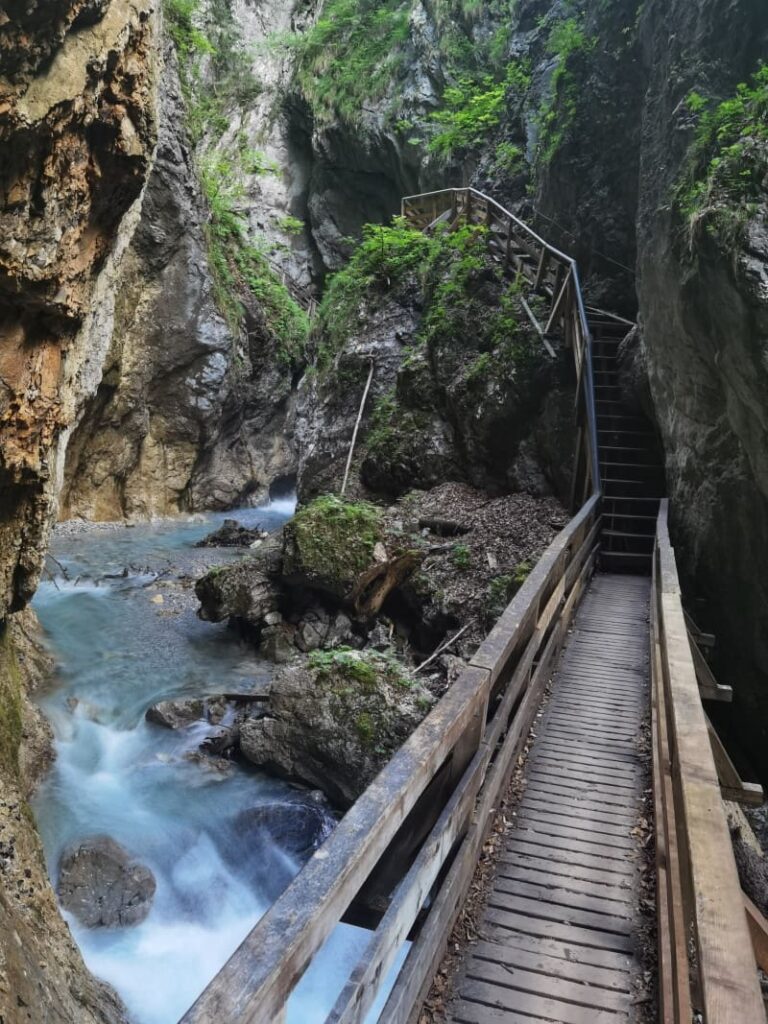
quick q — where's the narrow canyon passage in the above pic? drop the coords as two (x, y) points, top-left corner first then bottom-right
(30, 502), (402, 1024)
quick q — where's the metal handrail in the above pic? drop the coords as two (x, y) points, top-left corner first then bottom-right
(402, 187), (601, 507)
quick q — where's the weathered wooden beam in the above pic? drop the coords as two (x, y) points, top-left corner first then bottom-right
(744, 893), (768, 974)
(689, 632), (732, 702)
(651, 550), (691, 1024)
(684, 608), (715, 648)
(544, 266), (572, 335)
(179, 663), (491, 1024)
(705, 714), (764, 806)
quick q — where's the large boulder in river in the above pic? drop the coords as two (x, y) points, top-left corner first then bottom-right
(57, 836), (156, 928)
(195, 534), (284, 625)
(239, 648), (434, 807)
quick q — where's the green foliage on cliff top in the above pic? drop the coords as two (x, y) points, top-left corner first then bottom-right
(165, 0), (308, 366)
(287, 495), (383, 582)
(0, 626), (23, 781)
(284, 0), (515, 129)
(677, 66), (768, 242)
(290, 0), (411, 124)
(164, 0), (261, 143)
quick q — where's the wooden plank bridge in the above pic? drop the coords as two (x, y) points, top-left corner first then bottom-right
(180, 189), (767, 1024)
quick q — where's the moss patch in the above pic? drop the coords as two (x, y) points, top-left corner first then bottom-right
(284, 496), (384, 586)
(0, 624), (23, 781)
(308, 646), (429, 753)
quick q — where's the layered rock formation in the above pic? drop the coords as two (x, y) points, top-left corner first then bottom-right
(0, 0), (156, 618)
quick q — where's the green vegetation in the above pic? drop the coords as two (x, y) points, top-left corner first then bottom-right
(315, 217), (543, 484)
(0, 626), (22, 781)
(493, 141), (525, 177)
(451, 544), (471, 569)
(164, 0), (260, 143)
(164, 0), (308, 364)
(308, 645), (433, 757)
(363, 389), (434, 475)
(277, 214), (305, 236)
(428, 61), (531, 163)
(277, 0), (517, 133)
(486, 561), (533, 621)
(309, 646), (412, 690)
(537, 16), (596, 165)
(283, 0), (411, 125)
(676, 66), (768, 242)
(287, 495), (383, 582)
(314, 218), (440, 371)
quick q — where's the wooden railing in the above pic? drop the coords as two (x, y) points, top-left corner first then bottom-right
(402, 187), (600, 510)
(180, 494), (601, 1024)
(651, 500), (765, 1023)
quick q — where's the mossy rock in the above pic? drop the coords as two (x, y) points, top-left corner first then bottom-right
(239, 647), (434, 807)
(282, 495), (384, 596)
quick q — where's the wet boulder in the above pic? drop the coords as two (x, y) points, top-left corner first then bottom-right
(57, 836), (156, 928)
(195, 536), (283, 626)
(195, 519), (268, 548)
(234, 793), (336, 863)
(145, 698), (205, 729)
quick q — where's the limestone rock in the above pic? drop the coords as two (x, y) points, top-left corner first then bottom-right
(57, 836), (156, 928)
(145, 699), (206, 730)
(195, 519), (267, 548)
(239, 652), (434, 807)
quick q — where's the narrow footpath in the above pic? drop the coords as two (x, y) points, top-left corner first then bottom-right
(447, 574), (652, 1024)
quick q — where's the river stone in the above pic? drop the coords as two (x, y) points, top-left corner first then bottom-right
(195, 519), (267, 548)
(234, 795), (336, 863)
(57, 836), (156, 928)
(146, 698), (205, 729)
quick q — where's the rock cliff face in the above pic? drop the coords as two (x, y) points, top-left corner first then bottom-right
(0, 3), (159, 1015)
(634, 0), (768, 777)
(59, 40), (234, 520)
(0, 0), (156, 609)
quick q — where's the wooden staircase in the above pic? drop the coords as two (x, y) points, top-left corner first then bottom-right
(589, 313), (665, 575)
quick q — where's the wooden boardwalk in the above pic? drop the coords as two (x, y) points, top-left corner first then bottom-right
(448, 573), (651, 1024)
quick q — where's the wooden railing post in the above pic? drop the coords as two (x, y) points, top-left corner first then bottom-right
(652, 502), (765, 1023)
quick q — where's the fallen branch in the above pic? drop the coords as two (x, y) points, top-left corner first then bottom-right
(415, 621), (474, 674)
(46, 553), (70, 580)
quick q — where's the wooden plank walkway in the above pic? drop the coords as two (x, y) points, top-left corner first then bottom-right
(448, 573), (651, 1024)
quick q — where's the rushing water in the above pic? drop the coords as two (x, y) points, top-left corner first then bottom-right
(31, 501), (405, 1024)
